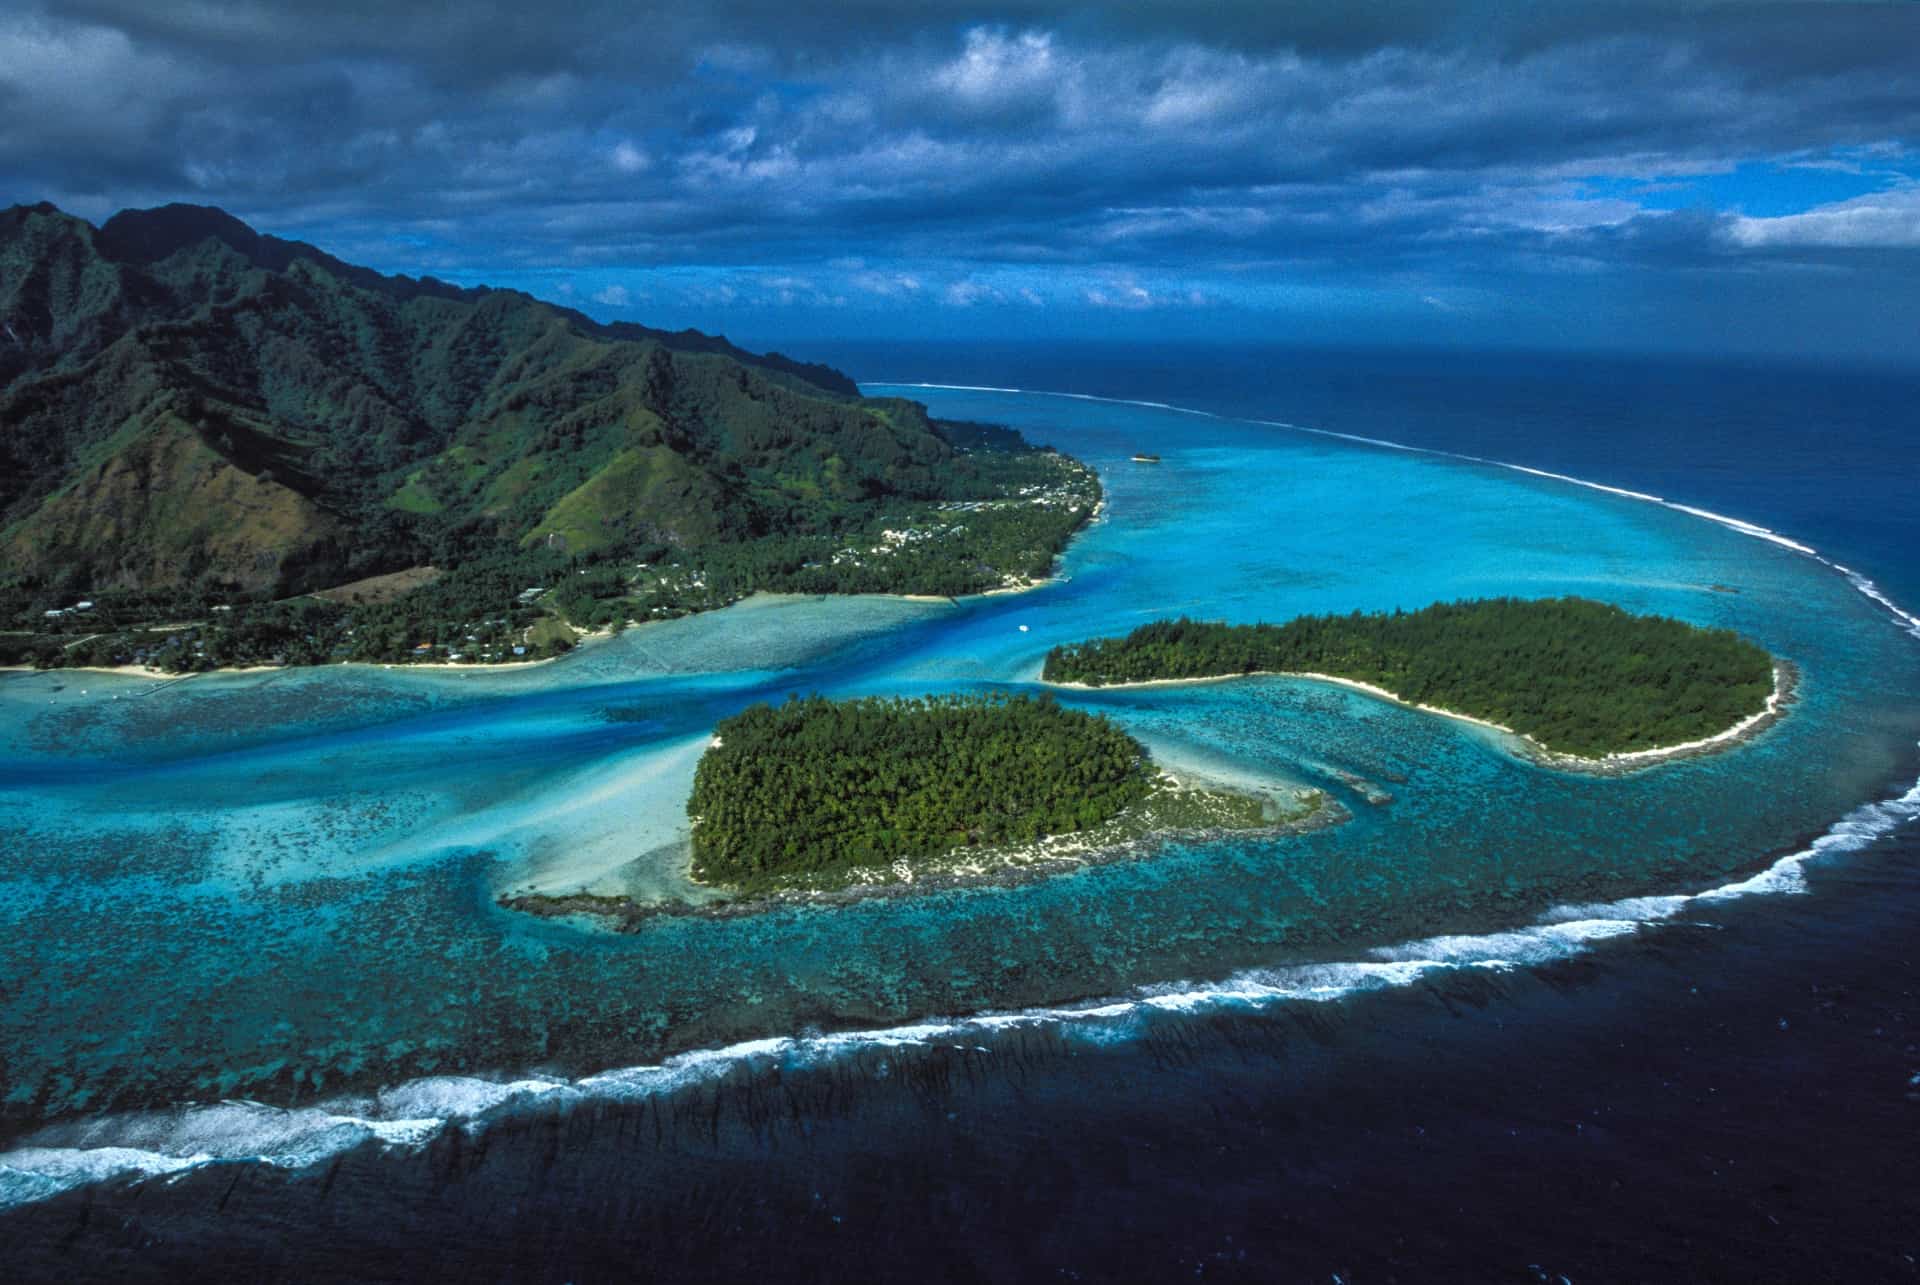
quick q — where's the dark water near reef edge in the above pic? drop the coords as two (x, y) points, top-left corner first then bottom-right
(6, 829), (1917, 1283)
(5, 344), (1918, 1281)
(825, 340), (1920, 609)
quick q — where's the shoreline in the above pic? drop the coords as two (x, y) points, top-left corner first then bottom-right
(887, 493), (1102, 606)
(2, 493), (1100, 683)
(1522, 661), (1793, 773)
(0, 590), (998, 683)
(1047, 662), (1795, 775)
(501, 772), (1344, 930)
(0, 649), (579, 682)
(0, 627), (626, 683)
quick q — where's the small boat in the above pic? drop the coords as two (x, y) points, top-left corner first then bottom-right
(1130, 453), (1161, 463)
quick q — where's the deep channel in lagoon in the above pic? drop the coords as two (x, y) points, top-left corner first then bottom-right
(2, 386), (1918, 1205)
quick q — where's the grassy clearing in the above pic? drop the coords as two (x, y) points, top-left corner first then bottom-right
(310, 565), (443, 605)
(526, 616), (578, 649)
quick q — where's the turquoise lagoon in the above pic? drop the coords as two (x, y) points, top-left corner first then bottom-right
(3, 389), (1918, 1199)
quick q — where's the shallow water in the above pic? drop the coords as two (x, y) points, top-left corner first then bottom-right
(3, 387), (1918, 1210)
(18, 822), (1914, 1283)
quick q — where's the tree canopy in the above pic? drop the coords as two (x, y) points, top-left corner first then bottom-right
(0, 204), (1100, 671)
(1043, 597), (1775, 758)
(688, 693), (1151, 887)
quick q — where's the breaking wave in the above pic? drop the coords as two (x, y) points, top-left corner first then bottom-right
(5, 380), (1917, 1213)
(876, 381), (1920, 645)
(7, 767), (1915, 1213)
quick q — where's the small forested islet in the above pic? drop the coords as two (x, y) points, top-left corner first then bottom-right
(687, 694), (1153, 887)
(1042, 597), (1776, 759)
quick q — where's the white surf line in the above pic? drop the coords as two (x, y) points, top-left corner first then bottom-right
(1832, 564), (1920, 642)
(1493, 462), (1666, 505)
(874, 381), (1225, 419)
(7, 758), (1917, 1214)
(1056, 664), (1787, 770)
(861, 394), (1920, 913)
(865, 379), (1918, 641)
(10, 756), (1917, 1215)
(1247, 418), (1836, 559)
(1565, 664), (1785, 767)
(6, 380), (1915, 1215)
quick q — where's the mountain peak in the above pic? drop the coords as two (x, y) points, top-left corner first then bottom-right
(0, 198), (895, 602)
(98, 203), (289, 268)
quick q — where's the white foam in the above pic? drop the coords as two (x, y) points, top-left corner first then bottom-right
(872, 380), (1838, 557)
(7, 758), (1915, 1214)
(1497, 463), (1667, 505)
(1247, 419), (1430, 454)
(1575, 774), (1920, 917)
(1536, 895), (1691, 924)
(877, 382), (1222, 419)
(864, 382), (1920, 971)
(0, 1146), (213, 1208)
(1662, 504), (1822, 555)
(370, 1075), (574, 1120)
(1138, 959), (1448, 1009)
(7, 379), (1916, 1215)
(878, 381), (1026, 395)
(872, 380), (1920, 661)
(1371, 917), (1645, 967)
(0, 1081), (577, 1211)
(1835, 566), (1920, 641)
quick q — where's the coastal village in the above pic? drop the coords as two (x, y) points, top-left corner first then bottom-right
(0, 456), (1100, 674)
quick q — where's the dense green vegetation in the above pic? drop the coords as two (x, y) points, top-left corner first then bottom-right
(1043, 597), (1776, 758)
(687, 694), (1152, 888)
(502, 777), (1299, 923)
(2, 445), (1095, 671)
(0, 552), (573, 670)
(0, 202), (1098, 670)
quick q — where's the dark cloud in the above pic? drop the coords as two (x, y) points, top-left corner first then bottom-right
(3, 1), (1916, 360)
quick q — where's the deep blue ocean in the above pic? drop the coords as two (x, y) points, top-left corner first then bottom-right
(823, 341), (1920, 610)
(3, 344), (1916, 1282)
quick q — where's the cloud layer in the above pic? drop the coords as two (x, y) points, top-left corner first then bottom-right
(4, 1), (1917, 360)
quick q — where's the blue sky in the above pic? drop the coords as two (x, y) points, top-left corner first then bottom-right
(5, 1), (1919, 364)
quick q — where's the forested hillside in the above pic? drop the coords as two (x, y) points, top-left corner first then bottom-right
(0, 202), (1097, 668)
(1044, 598), (1776, 757)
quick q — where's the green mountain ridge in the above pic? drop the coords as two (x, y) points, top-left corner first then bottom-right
(0, 202), (945, 598)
